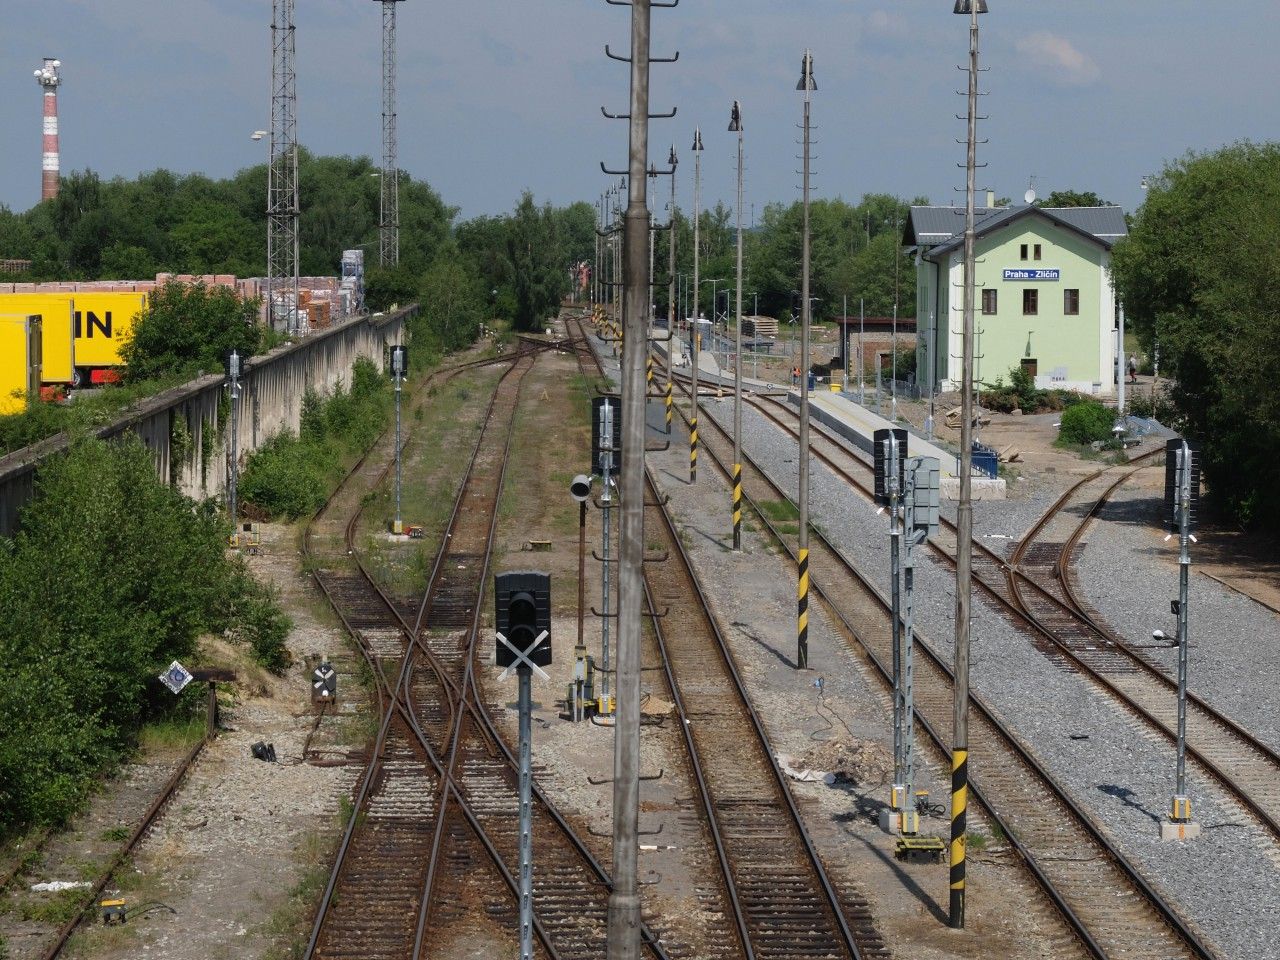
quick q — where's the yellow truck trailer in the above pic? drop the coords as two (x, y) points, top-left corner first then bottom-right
(0, 295), (74, 385)
(0, 292), (146, 387)
(71, 293), (146, 383)
(0, 315), (42, 415)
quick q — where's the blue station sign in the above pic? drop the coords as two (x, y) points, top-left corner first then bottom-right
(1003, 268), (1061, 281)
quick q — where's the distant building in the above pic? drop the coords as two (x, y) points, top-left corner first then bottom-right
(904, 203), (1128, 396)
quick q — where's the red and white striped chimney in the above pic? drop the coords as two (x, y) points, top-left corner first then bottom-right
(34, 58), (62, 201)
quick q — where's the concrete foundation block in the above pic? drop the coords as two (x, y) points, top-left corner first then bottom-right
(1159, 820), (1202, 841)
(878, 809), (901, 835)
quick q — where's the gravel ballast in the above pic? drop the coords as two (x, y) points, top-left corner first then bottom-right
(697, 391), (1280, 960)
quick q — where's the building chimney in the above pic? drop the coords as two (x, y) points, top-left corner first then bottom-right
(34, 58), (62, 201)
(986, 189), (996, 209)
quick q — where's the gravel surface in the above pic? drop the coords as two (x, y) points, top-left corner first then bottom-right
(1077, 475), (1280, 754)
(589, 330), (1083, 958)
(698, 392), (1280, 960)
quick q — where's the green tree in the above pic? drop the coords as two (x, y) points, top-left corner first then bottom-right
(120, 280), (264, 383)
(0, 437), (255, 831)
(1036, 190), (1111, 208)
(1111, 141), (1280, 529)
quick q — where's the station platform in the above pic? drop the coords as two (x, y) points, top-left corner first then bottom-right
(788, 389), (1006, 500)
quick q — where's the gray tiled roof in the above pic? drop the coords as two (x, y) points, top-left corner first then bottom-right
(905, 205), (1128, 257)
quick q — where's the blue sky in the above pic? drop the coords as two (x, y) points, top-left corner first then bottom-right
(2, 1), (1278, 222)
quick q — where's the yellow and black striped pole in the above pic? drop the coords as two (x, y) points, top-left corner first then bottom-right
(949, 749), (968, 926)
(664, 376), (673, 433)
(646, 354), (654, 396)
(732, 464), (743, 550)
(689, 413), (698, 483)
(796, 548), (809, 668)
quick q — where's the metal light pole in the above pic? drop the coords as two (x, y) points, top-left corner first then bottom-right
(666, 145), (678, 434)
(891, 303), (899, 421)
(689, 127), (703, 484)
(730, 100), (745, 550)
(796, 50), (816, 670)
(950, 0), (986, 931)
(859, 298), (866, 405)
(701, 278), (726, 372)
(606, 0), (654, 954)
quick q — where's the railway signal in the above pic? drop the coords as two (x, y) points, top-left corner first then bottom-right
(1161, 438), (1202, 841)
(592, 396), (621, 711)
(570, 476), (597, 722)
(390, 344), (408, 535)
(898, 456), (940, 847)
(312, 659), (336, 704)
(874, 428), (909, 831)
(730, 99), (745, 552)
(224, 349), (243, 546)
(494, 571), (552, 960)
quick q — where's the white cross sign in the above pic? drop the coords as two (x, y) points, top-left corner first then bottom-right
(496, 630), (551, 682)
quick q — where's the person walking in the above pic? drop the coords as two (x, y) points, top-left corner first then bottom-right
(1128, 354), (1138, 384)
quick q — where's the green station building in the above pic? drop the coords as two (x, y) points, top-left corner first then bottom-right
(904, 202), (1128, 397)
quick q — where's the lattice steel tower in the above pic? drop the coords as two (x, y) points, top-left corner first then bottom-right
(376, 0), (404, 267)
(268, 0), (300, 334)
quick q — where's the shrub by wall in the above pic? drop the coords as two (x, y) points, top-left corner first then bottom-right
(1058, 401), (1116, 445)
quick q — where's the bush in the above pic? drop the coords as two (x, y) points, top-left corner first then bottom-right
(120, 280), (265, 384)
(239, 357), (390, 520)
(0, 436), (292, 836)
(218, 566), (293, 674)
(1058, 401), (1116, 445)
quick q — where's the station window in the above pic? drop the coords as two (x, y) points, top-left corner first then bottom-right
(981, 288), (998, 315)
(1023, 288), (1038, 315)
(1019, 243), (1028, 261)
(1064, 289), (1080, 315)
(1034, 244), (1043, 261)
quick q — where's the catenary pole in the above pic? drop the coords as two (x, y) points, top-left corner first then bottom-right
(689, 128), (703, 484)
(731, 101), (745, 550)
(951, 0), (985, 930)
(666, 145), (678, 434)
(606, 0), (652, 955)
(796, 50), (815, 670)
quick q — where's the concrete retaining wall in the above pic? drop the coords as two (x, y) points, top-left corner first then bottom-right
(0, 306), (413, 535)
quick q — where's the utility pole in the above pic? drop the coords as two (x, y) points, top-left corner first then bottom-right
(796, 50), (816, 670)
(666, 145), (678, 434)
(859, 297), (866, 405)
(375, 0), (403, 267)
(689, 127), (703, 484)
(606, 0), (656, 955)
(730, 100), (745, 550)
(268, 0), (300, 336)
(951, 0), (987, 931)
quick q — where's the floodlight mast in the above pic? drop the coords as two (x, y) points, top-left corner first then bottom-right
(375, 0), (405, 267)
(267, 0), (300, 335)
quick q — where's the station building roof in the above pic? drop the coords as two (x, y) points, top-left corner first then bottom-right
(903, 204), (1128, 260)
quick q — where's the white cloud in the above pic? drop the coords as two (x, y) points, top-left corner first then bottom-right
(1015, 32), (1100, 86)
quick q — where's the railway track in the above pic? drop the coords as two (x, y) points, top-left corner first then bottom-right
(741, 390), (1280, 846)
(303, 341), (674, 960)
(640, 350), (1215, 960)
(567, 313), (886, 960)
(25, 686), (218, 960)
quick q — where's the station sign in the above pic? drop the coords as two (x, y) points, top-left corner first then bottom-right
(1003, 268), (1060, 281)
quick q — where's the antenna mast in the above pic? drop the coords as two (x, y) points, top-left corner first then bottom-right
(268, 0), (300, 334)
(377, 0), (404, 267)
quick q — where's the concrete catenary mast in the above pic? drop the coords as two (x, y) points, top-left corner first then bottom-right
(268, 0), (300, 334)
(375, 0), (404, 267)
(34, 59), (62, 202)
